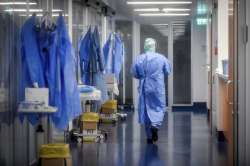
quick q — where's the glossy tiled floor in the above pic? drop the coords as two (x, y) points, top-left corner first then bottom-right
(71, 111), (228, 166)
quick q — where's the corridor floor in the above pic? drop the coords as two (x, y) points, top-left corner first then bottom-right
(71, 111), (229, 166)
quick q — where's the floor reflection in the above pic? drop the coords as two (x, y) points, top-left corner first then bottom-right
(139, 144), (164, 166)
(71, 111), (228, 166)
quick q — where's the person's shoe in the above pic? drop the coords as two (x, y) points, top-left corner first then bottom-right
(151, 127), (158, 142)
(147, 138), (153, 144)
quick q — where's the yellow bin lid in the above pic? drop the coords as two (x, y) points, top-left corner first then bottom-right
(39, 144), (70, 158)
(102, 100), (117, 109)
(81, 112), (99, 122)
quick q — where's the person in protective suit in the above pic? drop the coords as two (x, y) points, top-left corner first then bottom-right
(131, 38), (171, 144)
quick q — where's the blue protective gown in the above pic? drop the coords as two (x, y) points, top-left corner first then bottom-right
(79, 26), (108, 104)
(131, 52), (171, 137)
(79, 27), (105, 82)
(20, 15), (81, 129)
(52, 15), (81, 129)
(79, 28), (92, 84)
(20, 15), (46, 124)
(103, 33), (124, 81)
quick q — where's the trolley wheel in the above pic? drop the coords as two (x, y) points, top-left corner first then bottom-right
(104, 133), (108, 140)
(121, 116), (127, 121)
(95, 137), (100, 143)
(77, 137), (83, 143)
(99, 134), (104, 140)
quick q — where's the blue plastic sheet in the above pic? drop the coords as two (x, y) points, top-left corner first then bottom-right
(78, 86), (94, 93)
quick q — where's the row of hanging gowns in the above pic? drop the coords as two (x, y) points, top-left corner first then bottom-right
(78, 26), (108, 104)
(20, 15), (81, 130)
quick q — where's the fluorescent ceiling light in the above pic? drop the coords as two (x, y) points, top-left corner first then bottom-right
(19, 14), (68, 17)
(0, 2), (37, 5)
(174, 30), (185, 33)
(134, 8), (160, 12)
(5, 9), (43, 12)
(173, 22), (187, 25)
(163, 8), (190, 12)
(5, 9), (63, 13)
(152, 24), (168, 26)
(140, 13), (190, 16)
(127, 1), (192, 5)
(52, 9), (63, 12)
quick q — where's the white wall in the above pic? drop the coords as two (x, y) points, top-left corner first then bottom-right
(132, 21), (140, 109)
(217, 0), (229, 72)
(191, 22), (208, 103)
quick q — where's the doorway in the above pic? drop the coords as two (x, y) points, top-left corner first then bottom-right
(209, 0), (238, 165)
(172, 21), (192, 105)
(140, 24), (169, 104)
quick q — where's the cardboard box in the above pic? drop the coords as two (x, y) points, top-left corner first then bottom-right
(41, 157), (72, 166)
(25, 88), (49, 106)
(104, 74), (117, 84)
(81, 121), (98, 130)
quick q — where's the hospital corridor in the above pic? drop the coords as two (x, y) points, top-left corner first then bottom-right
(0, 0), (249, 166)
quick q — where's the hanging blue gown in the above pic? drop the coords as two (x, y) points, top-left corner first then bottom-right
(20, 15), (81, 130)
(53, 15), (81, 129)
(79, 28), (92, 85)
(131, 52), (171, 137)
(20, 15), (45, 124)
(79, 26), (108, 104)
(103, 33), (124, 81)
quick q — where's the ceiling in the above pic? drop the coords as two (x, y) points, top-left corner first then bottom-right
(107, 0), (198, 37)
(111, 0), (198, 24)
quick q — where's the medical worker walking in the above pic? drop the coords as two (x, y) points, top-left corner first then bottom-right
(131, 38), (171, 144)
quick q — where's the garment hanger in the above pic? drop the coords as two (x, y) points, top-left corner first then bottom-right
(41, 11), (56, 31)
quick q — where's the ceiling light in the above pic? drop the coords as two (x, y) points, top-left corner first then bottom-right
(0, 2), (37, 5)
(134, 8), (160, 12)
(174, 30), (185, 33)
(4, 9), (63, 13)
(5, 9), (43, 12)
(163, 8), (191, 12)
(173, 24), (186, 26)
(152, 24), (169, 26)
(127, 1), (192, 5)
(52, 9), (63, 12)
(19, 14), (68, 17)
(139, 13), (190, 16)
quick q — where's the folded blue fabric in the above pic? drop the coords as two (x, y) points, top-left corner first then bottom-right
(78, 86), (94, 93)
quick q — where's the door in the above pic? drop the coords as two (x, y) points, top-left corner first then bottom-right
(172, 21), (192, 105)
(246, 1), (250, 164)
(227, 0), (237, 165)
(237, 0), (248, 165)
